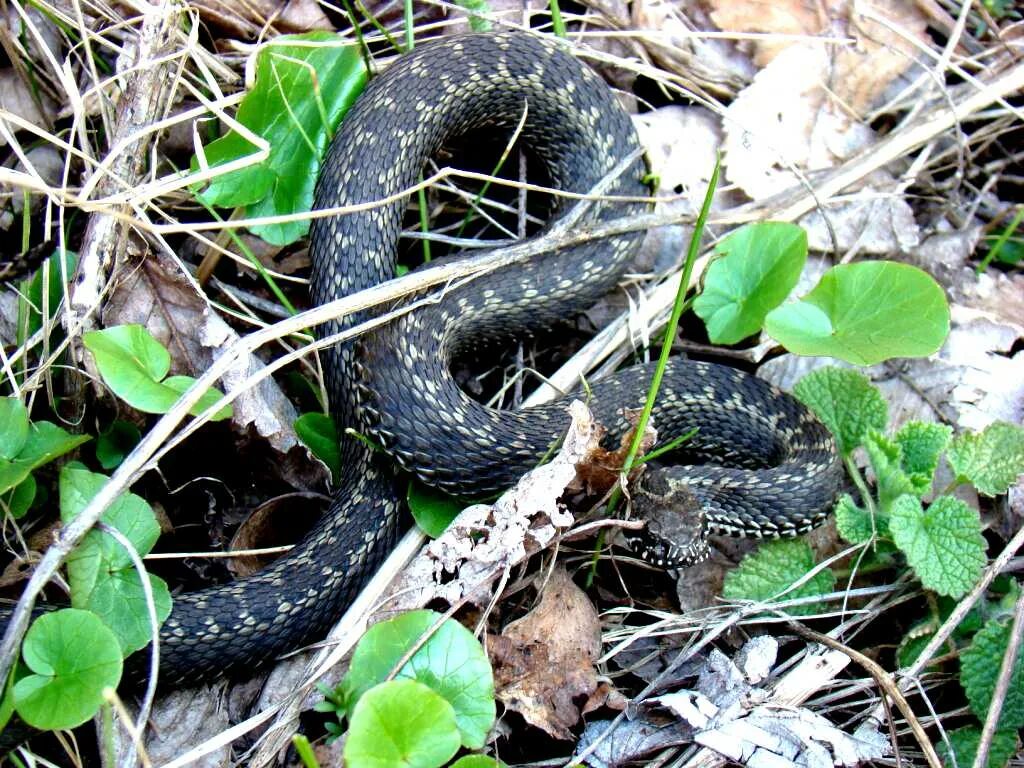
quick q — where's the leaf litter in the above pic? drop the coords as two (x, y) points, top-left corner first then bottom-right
(2, 0), (1023, 764)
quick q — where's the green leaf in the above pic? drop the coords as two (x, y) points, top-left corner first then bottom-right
(864, 430), (917, 510)
(95, 420), (142, 470)
(895, 421), (952, 495)
(2, 474), (37, 519)
(764, 261), (950, 365)
(294, 412), (341, 482)
(344, 680), (461, 768)
(18, 249), (77, 344)
(834, 493), (886, 543)
(13, 609), (123, 730)
(721, 539), (836, 616)
(793, 367), (887, 456)
(407, 481), (463, 538)
(889, 495), (986, 598)
(940, 726), (1019, 768)
(948, 422), (1024, 496)
(692, 222), (807, 345)
(162, 376), (232, 421)
(450, 757), (503, 768)
(961, 615), (1024, 732)
(0, 421), (91, 495)
(60, 464), (171, 654)
(0, 398), (29, 459)
(83, 325), (231, 420)
(193, 33), (368, 246)
(342, 610), (495, 748)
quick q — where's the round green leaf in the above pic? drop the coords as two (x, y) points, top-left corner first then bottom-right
(343, 610), (495, 748)
(0, 398), (29, 460)
(693, 222), (807, 345)
(961, 616), (1024, 733)
(722, 539), (836, 616)
(162, 376), (232, 421)
(13, 609), (123, 730)
(889, 495), (986, 598)
(450, 756), (503, 768)
(344, 680), (460, 768)
(95, 420), (142, 470)
(764, 261), (950, 365)
(2, 474), (37, 520)
(294, 412), (341, 482)
(407, 480), (463, 538)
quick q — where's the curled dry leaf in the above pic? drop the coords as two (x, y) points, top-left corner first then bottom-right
(386, 400), (601, 611)
(490, 566), (603, 739)
(576, 716), (694, 768)
(227, 492), (328, 576)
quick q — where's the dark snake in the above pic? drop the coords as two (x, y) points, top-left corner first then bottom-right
(9, 32), (843, 694)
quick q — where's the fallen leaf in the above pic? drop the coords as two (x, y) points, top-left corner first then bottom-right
(0, 69), (57, 146)
(490, 567), (603, 739)
(576, 716), (693, 768)
(227, 491), (328, 576)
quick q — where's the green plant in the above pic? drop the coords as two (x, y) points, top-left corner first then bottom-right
(724, 367), (1024, 768)
(316, 610), (498, 768)
(190, 32), (368, 246)
(0, 396), (90, 519)
(693, 221), (951, 365)
(82, 324), (232, 420)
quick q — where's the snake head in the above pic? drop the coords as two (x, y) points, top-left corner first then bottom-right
(626, 469), (710, 569)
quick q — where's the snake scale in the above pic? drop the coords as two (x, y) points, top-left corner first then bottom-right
(25, 32), (845, 689)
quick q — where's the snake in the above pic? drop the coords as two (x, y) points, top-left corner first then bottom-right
(6, 31), (843, 696)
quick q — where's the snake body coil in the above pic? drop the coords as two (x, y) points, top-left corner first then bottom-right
(136, 32), (840, 684)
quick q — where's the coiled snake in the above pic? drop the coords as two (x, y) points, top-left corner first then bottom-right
(38, 32), (845, 688)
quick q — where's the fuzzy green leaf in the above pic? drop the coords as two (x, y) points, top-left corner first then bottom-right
(764, 261), (950, 365)
(692, 222), (807, 345)
(895, 421), (952, 497)
(344, 680), (461, 768)
(833, 494), (886, 544)
(793, 367), (887, 456)
(865, 430), (917, 510)
(947, 422), (1024, 496)
(722, 539), (836, 616)
(13, 609), (123, 730)
(940, 726), (1019, 768)
(193, 33), (368, 245)
(889, 495), (986, 598)
(961, 616), (1024, 732)
(342, 609), (495, 748)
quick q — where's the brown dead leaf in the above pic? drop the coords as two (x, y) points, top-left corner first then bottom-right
(227, 492), (327, 576)
(490, 567), (604, 739)
(709, 0), (927, 113)
(570, 408), (655, 497)
(192, 0), (331, 39)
